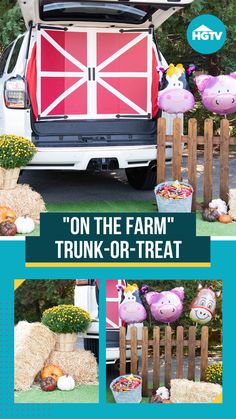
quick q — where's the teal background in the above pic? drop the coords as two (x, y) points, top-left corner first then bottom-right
(0, 239), (233, 417)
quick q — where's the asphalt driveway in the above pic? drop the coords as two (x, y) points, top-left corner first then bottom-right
(19, 153), (236, 204)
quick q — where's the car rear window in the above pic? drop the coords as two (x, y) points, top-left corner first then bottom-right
(7, 36), (24, 74)
(0, 44), (13, 77)
(40, 1), (158, 24)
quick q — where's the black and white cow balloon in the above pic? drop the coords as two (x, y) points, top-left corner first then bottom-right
(159, 63), (196, 114)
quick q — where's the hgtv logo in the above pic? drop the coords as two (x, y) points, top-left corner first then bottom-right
(187, 15), (227, 54)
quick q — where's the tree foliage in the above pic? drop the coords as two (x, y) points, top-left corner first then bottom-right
(14, 280), (75, 323)
(0, 1), (24, 50)
(157, 0), (236, 74)
(157, 0), (236, 131)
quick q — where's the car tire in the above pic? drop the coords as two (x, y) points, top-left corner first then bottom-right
(125, 162), (156, 191)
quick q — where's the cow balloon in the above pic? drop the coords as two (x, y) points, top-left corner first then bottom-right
(195, 73), (236, 116)
(145, 287), (184, 324)
(189, 284), (221, 325)
(159, 64), (195, 114)
(117, 283), (147, 324)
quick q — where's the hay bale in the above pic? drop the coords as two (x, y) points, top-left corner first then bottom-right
(229, 189), (236, 220)
(45, 349), (98, 385)
(170, 379), (222, 403)
(15, 321), (56, 391)
(0, 184), (46, 223)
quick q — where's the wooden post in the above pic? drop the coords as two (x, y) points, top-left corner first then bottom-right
(188, 326), (196, 381)
(141, 326), (149, 397)
(153, 326), (160, 392)
(164, 326), (172, 388)
(157, 117), (166, 185)
(119, 326), (126, 376)
(220, 118), (230, 202)
(176, 326), (184, 379)
(130, 326), (138, 375)
(188, 118), (197, 211)
(172, 117), (182, 181)
(204, 119), (213, 207)
(200, 326), (209, 381)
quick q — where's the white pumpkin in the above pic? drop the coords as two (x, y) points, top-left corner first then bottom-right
(15, 216), (35, 234)
(156, 386), (169, 400)
(57, 375), (75, 391)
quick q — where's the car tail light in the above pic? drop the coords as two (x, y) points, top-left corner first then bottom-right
(4, 76), (28, 109)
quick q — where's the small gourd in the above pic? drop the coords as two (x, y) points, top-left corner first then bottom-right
(41, 364), (64, 382)
(15, 216), (35, 234)
(218, 214), (232, 224)
(57, 375), (75, 391)
(202, 208), (219, 222)
(0, 206), (16, 224)
(40, 377), (57, 392)
(0, 221), (17, 236)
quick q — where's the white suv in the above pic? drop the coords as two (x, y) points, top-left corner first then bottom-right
(0, 0), (193, 189)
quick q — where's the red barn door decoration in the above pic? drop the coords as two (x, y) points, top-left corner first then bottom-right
(106, 280), (126, 329)
(36, 28), (156, 120)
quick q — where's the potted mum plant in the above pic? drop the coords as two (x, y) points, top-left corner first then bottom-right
(42, 305), (91, 352)
(0, 134), (37, 190)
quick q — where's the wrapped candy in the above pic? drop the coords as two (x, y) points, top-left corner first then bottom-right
(155, 181), (193, 201)
(111, 375), (142, 392)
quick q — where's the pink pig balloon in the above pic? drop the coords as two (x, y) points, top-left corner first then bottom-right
(117, 283), (147, 324)
(195, 73), (236, 115)
(159, 64), (195, 114)
(145, 287), (184, 324)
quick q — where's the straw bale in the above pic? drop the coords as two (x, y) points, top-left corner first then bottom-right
(0, 184), (46, 223)
(45, 349), (98, 385)
(229, 189), (236, 220)
(15, 321), (56, 391)
(170, 379), (222, 403)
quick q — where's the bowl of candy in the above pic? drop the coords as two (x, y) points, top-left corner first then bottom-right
(110, 374), (142, 403)
(154, 181), (193, 213)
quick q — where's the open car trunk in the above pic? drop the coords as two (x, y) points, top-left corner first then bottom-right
(27, 25), (160, 147)
(28, 26), (157, 120)
(22, 0), (194, 147)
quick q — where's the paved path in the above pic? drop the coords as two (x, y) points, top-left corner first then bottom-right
(19, 154), (236, 203)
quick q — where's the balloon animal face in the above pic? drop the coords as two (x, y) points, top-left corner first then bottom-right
(145, 287), (184, 324)
(190, 284), (221, 325)
(159, 64), (195, 114)
(117, 284), (147, 324)
(195, 73), (236, 115)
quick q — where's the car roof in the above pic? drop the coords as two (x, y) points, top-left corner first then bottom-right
(18, 0), (194, 29)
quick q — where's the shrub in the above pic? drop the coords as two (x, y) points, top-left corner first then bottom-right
(41, 304), (91, 334)
(0, 134), (37, 169)
(205, 363), (222, 385)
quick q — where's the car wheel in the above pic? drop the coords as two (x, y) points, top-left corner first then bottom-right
(125, 162), (157, 190)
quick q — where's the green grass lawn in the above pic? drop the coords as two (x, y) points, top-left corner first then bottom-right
(25, 200), (236, 237)
(14, 384), (99, 403)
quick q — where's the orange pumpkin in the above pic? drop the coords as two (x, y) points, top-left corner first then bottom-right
(218, 214), (232, 224)
(0, 206), (16, 224)
(41, 365), (64, 382)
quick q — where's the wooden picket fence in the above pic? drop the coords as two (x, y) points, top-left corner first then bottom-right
(156, 117), (236, 211)
(119, 325), (209, 396)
